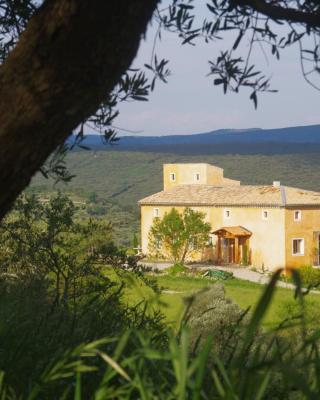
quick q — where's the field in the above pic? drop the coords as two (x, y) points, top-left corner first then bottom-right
(120, 272), (320, 330)
(28, 149), (320, 246)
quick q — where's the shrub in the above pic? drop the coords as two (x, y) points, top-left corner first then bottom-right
(0, 274), (166, 397)
(87, 204), (107, 216)
(126, 248), (136, 256)
(293, 265), (320, 288)
(184, 285), (248, 361)
(166, 263), (188, 276)
(0, 194), (166, 398)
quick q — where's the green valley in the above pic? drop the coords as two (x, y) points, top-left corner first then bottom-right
(28, 149), (320, 246)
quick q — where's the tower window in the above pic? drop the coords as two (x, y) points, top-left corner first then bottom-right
(294, 210), (301, 221)
(194, 173), (200, 182)
(169, 173), (175, 182)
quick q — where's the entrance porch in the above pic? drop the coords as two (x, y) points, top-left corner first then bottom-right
(212, 226), (252, 266)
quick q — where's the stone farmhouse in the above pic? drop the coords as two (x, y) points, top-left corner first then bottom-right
(139, 163), (320, 271)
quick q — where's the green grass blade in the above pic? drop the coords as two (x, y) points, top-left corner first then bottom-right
(74, 371), (82, 400)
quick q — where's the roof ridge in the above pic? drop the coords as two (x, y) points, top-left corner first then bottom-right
(280, 186), (286, 206)
(283, 185), (320, 194)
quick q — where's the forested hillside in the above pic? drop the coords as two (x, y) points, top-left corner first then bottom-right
(29, 149), (320, 246)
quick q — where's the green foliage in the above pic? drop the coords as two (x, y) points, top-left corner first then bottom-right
(158, 1), (320, 106)
(185, 285), (247, 361)
(132, 232), (139, 249)
(149, 207), (211, 263)
(0, 193), (114, 306)
(289, 265), (320, 288)
(166, 263), (188, 276)
(86, 204), (107, 216)
(0, 193), (166, 397)
(1, 271), (320, 399)
(126, 248), (136, 256)
(87, 191), (98, 203)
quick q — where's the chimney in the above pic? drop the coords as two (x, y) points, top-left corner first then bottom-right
(273, 181), (281, 187)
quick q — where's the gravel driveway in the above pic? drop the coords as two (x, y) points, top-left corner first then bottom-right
(139, 261), (318, 293)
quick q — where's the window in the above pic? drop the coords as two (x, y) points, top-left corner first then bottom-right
(155, 236), (161, 250)
(292, 238), (304, 256)
(153, 208), (159, 217)
(262, 210), (269, 220)
(294, 210), (301, 221)
(224, 209), (231, 219)
(194, 173), (200, 182)
(169, 173), (175, 182)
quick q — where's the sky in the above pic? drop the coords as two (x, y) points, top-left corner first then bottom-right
(115, 5), (320, 137)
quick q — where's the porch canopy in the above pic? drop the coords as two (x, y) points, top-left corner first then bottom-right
(212, 226), (252, 264)
(212, 226), (252, 238)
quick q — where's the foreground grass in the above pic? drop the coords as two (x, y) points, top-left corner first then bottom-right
(119, 273), (320, 330)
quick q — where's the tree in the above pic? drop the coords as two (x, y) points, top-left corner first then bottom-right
(0, 0), (160, 219)
(0, 193), (115, 306)
(0, 0), (319, 218)
(0, 192), (166, 396)
(149, 207), (211, 263)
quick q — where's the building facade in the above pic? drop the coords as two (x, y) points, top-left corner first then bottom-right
(139, 163), (320, 271)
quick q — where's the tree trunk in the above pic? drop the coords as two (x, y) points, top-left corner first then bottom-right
(0, 0), (159, 219)
(180, 242), (189, 264)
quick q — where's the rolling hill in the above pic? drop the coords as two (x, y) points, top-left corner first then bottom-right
(74, 124), (320, 155)
(27, 123), (320, 245)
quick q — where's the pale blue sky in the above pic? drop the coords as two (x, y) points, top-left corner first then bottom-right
(116, 8), (320, 136)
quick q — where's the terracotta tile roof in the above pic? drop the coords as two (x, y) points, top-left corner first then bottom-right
(212, 226), (252, 236)
(139, 184), (320, 207)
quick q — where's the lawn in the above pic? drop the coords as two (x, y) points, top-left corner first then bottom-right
(119, 273), (320, 330)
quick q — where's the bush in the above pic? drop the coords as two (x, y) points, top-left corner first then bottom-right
(184, 285), (247, 361)
(0, 273), (166, 398)
(166, 263), (188, 276)
(86, 204), (107, 216)
(126, 247), (136, 256)
(0, 194), (166, 398)
(292, 265), (320, 288)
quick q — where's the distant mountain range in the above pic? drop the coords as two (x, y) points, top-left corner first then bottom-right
(71, 124), (320, 155)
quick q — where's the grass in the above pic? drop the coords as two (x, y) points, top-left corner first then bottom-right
(117, 273), (320, 330)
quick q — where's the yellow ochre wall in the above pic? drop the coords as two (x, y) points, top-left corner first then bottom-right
(163, 163), (239, 189)
(285, 208), (320, 268)
(140, 205), (286, 270)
